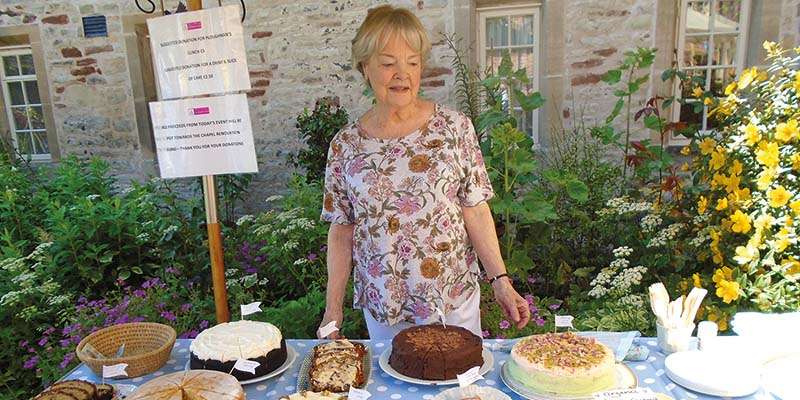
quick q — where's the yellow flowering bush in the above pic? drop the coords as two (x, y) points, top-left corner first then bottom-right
(686, 43), (800, 322)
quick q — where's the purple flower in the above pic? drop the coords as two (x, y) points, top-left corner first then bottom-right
(59, 339), (71, 348)
(199, 320), (209, 329)
(19, 340), (28, 348)
(132, 316), (146, 323)
(307, 253), (318, 261)
(179, 330), (199, 339)
(160, 311), (176, 322)
(133, 289), (146, 298)
(481, 330), (491, 338)
(530, 305), (539, 314)
(319, 245), (328, 253)
(165, 266), (179, 275)
(180, 303), (192, 313)
(23, 356), (39, 370)
(411, 301), (432, 320)
(548, 301), (562, 311)
(496, 334), (506, 339)
(524, 294), (535, 306)
(527, 276), (537, 284)
(43, 327), (56, 336)
(499, 320), (511, 330)
(244, 267), (257, 274)
(37, 337), (48, 346)
(534, 317), (545, 326)
(59, 353), (75, 369)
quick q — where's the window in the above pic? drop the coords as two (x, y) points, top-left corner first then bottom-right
(477, 5), (539, 143)
(0, 47), (49, 160)
(673, 0), (751, 141)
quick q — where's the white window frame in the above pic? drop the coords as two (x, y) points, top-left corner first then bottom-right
(671, 0), (751, 144)
(477, 5), (540, 144)
(0, 46), (50, 161)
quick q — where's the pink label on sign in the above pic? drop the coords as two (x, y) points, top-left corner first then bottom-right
(191, 106), (210, 115)
(186, 21), (202, 30)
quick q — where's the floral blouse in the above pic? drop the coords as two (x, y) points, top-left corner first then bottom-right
(321, 103), (495, 326)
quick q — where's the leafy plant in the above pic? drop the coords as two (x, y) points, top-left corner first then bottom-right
(290, 97), (350, 182)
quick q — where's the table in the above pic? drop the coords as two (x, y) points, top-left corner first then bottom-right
(62, 338), (776, 399)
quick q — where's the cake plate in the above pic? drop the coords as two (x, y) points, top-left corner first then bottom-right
(185, 344), (297, 385)
(378, 346), (494, 386)
(499, 361), (636, 400)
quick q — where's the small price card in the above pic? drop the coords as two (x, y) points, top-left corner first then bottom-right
(102, 363), (128, 379)
(555, 315), (575, 328)
(240, 301), (262, 317)
(317, 321), (339, 338)
(348, 387), (371, 400)
(456, 366), (484, 387)
(593, 388), (658, 400)
(233, 359), (260, 374)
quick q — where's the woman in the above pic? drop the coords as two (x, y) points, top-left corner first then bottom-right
(318, 5), (530, 340)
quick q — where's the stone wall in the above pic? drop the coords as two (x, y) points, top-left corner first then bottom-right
(1, 0), (798, 211)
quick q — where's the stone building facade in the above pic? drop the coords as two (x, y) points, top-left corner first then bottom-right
(0, 0), (798, 210)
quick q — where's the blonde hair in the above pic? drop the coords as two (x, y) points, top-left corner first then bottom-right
(351, 5), (431, 79)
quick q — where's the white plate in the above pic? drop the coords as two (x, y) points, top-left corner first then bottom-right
(185, 345), (297, 385)
(500, 362), (636, 400)
(434, 385), (512, 400)
(378, 346), (494, 386)
(664, 350), (760, 397)
(762, 353), (800, 400)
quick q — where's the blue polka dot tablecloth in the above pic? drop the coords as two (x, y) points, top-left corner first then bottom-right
(62, 338), (777, 399)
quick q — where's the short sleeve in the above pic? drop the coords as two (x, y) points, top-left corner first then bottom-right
(456, 113), (495, 207)
(321, 135), (355, 224)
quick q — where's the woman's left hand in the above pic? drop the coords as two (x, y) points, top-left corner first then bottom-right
(492, 278), (531, 329)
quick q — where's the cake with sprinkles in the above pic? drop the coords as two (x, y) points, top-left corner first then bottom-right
(508, 332), (616, 395)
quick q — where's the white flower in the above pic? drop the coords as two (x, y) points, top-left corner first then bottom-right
(612, 246), (633, 258)
(236, 215), (255, 226)
(86, 194), (101, 201)
(265, 195), (283, 203)
(647, 223), (685, 247)
(640, 214), (663, 233)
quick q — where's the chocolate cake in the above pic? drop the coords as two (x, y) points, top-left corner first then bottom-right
(189, 320), (288, 380)
(389, 324), (483, 380)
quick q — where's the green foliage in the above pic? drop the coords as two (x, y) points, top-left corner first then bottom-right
(444, 34), (481, 126)
(290, 97), (350, 182)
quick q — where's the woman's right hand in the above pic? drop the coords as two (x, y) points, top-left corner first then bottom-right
(317, 308), (344, 339)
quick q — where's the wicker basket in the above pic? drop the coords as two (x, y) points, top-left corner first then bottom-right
(76, 322), (176, 378)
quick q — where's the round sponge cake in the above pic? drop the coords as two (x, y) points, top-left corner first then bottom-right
(509, 332), (616, 395)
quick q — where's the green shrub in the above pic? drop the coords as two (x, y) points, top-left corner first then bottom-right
(291, 97), (349, 181)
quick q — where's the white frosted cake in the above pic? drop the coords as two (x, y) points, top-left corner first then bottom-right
(509, 332), (616, 395)
(190, 320), (288, 380)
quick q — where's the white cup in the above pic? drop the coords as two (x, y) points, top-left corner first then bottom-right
(657, 322), (695, 354)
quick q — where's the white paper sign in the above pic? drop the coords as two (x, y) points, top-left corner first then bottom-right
(240, 301), (262, 317)
(149, 94), (258, 178)
(317, 321), (339, 338)
(593, 388), (657, 400)
(348, 387), (371, 400)
(147, 5), (251, 99)
(233, 359), (260, 374)
(555, 315), (575, 328)
(436, 306), (447, 327)
(456, 366), (484, 387)
(102, 363), (129, 378)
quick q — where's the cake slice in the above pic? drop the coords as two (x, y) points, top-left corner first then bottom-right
(309, 340), (366, 392)
(47, 381), (97, 400)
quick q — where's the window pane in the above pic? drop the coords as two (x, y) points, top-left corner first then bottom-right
(511, 48), (534, 77)
(7, 81), (25, 105)
(714, 0), (742, 32)
(514, 108), (534, 139)
(680, 102), (703, 127)
(510, 15), (534, 46)
(682, 69), (709, 97)
(684, 35), (710, 66)
(12, 107), (29, 130)
(710, 67), (736, 96)
(486, 17), (508, 48)
(686, 1), (712, 33)
(29, 106), (44, 129)
(31, 131), (49, 155)
(16, 131), (32, 154)
(3, 55), (19, 76)
(24, 81), (40, 104)
(712, 34), (738, 65)
(19, 54), (35, 75)
(485, 49), (503, 73)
